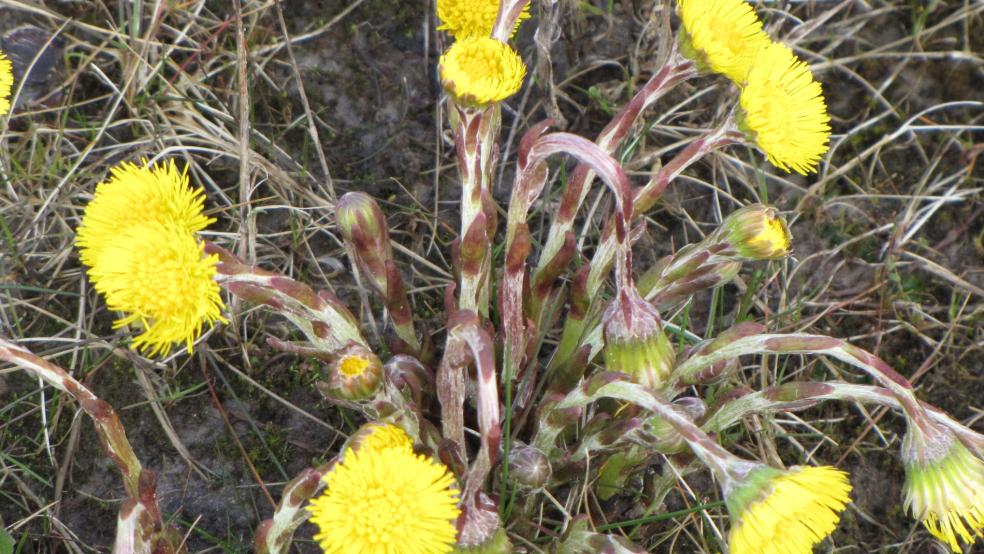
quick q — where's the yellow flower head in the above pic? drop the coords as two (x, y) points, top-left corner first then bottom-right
(87, 222), (225, 356)
(903, 431), (984, 552)
(738, 41), (831, 175)
(677, 0), (770, 83)
(439, 37), (526, 106)
(324, 344), (383, 401)
(347, 422), (414, 455)
(76, 160), (214, 268)
(726, 465), (852, 554)
(0, 50), (13, 116)
(723, 204), (792, 260)
(437, 0), (530, 40)
(307, 445), (461, 554)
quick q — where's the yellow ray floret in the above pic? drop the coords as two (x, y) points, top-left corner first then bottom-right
(439, 37), (526, 106)
(437, 0), (530, 40)
(739, 42), (831, 175)
(727, 465), (852, 554)
(0, 50), (13, 116)
(904, 440), (984, 552)
(87, 222), (226, 356)
(307, 445), (460, 554)
(350, 422), (414, 455)
(677, 0), (770, 83)
(76, 160), (214, 267)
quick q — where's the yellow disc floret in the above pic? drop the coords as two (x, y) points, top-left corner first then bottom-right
(437, 0), (530, 40)
(439, 37), (526, 106)
(739, 42), (831, 175)
(677, 0), (770, 83)
(351, 422), (415, 455)
(76, 160), (214, 267)
(904, 437), (984, 552)
(0, 50), (14, 116)
(726, 465), (852, 554)
(87, 222), (226, 356)
(307, 445), (461, 554)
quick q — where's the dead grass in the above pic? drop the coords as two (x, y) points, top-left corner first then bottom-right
(0, 0), (981, 551)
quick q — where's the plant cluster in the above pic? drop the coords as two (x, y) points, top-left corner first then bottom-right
(0, 1), (981, 553)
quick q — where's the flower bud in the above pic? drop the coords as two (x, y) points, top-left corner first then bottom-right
(603, 288), (675, 390)
(336, 192), (391, 295)
(507, 443), (551, 490)
(722, 204), (791, 260)
(322, 344), (382, 401)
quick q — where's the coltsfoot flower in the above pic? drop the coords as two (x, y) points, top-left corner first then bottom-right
(87, 222), (225, 356)
(677, 0), (770, 83)
(76, 160), (214, 268)
(603, 288), (675, 390)
(437, 0), (530, 40)
(725, 464), (852, 554)
(738, 41), (831, 175)
(902, 426), (984, 552)
(439, 37), (526, 106)
(323, 344), (383, 401)
(0, 50), (13, 115)
(347, 421), (414, 455)
(307, 444), (460, 554)
(722, 204), (791, 260)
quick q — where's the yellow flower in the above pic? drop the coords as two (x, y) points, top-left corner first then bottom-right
(903, 433), (984, 552)
(738, 41), (831, 175)
(322, 344), (383, 401)
(307, 445), (460, 554)
(439, 37), (526, 106)
(0, 50), (13, 116)
(437, 0), (530, 40)
(677, 0), (770, 83)
(726, 465), (852, 554)
(76, 160), (214, 268)
(87, 222), (225, 356)
(348, 422), (415, 455)
(723, 204), (791, 260)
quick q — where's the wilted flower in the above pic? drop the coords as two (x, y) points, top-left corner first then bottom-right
(724, 464), (852, 554)
(439, 37), (526, 106)
(723, 204), (791, 260)
(76, 160), (214, 268)
(0, 50), (13, 115)
(676, 0), (770, 83)
(738, 42), (831, 175)
(902, 424), (984, 552)
(322, 344), (383, 401)
(307, 444), (460, 554)
(437, 0), (530, 40)
(603, 288), (675, 390)
(86, 222), (225, 356)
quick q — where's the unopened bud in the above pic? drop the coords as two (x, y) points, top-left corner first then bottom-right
(323, 344), (382, 401)
(603, 288), (675, 390)
(336, 192), (391, 294)
(723, 204), (791, 260)
(507, 443), (552, 490)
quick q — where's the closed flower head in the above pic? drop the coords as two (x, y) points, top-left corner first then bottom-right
(87, 222), (225, 356)
(738, 42), (831, 175)
(0, 50), (13, 116)
(603, 287), (675, 390)
(324, 344), (383, 401)
(723, 204), (791, 260)
(307, 445), (460, 554)
(439, 37), (526, 106)
(902, 425), (984, 552)
(677, 0), (770, 83)
(437, 0), (529, 40)
(77, 160), (214, 268)
(725, 464), (852, 554)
